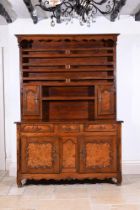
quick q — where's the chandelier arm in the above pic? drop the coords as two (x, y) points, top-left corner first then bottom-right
(92, 0), (112, 6)
(90, 2), (115, 15)
(62, 2), (73, 15)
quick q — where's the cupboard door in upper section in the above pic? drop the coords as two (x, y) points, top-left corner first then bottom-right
(79, 134), (117, 173)
(22, 85), (40, 119)
(96, 85), (115, 119)
(21, 136), (59, 174)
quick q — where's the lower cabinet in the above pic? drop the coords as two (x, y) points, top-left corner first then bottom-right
(17, 123), (121, 186)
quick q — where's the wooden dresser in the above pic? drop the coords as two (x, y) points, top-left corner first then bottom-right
(16, 34), (122, 187)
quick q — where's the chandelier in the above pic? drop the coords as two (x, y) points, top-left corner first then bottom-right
(24, 0), (126, 26)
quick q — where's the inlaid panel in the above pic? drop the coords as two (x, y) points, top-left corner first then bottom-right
(27, 143), (53, 168)
(79, 134), (117, 173)
(86, 143), (110, 168)
(21, 136), (59, 173)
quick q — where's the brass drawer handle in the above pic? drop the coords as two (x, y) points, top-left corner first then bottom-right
(66, 78), (71, 83)
(65, 64), (71, 69)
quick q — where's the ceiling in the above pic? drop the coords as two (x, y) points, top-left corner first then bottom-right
(0, 0), (140, 25)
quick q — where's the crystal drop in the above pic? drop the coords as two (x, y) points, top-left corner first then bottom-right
(51, 19), (55, 27)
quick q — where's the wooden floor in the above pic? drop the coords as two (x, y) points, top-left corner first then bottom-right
(0, 171), (140, 210)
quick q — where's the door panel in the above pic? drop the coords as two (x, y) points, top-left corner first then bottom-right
(21, 136), (59, 173)
(60, 137), (78, 173)
(79, 134), (117, 173)
(96, 85), (115, 119)
(22, 85), (40, 117)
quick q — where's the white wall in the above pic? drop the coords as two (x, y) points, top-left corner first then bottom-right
(0, 26), (9, 170)
(2, 16), (140, 175)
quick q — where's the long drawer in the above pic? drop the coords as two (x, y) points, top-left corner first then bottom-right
(20, 123), (118, 133)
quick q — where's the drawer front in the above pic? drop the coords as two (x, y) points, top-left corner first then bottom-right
(21, 124), (54, 133)
(56, 124), (81, 132)
(84, 124), (116, 132)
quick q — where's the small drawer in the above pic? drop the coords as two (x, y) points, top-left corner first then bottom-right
(56, 124), (80, 132)
(84, 124), (116, 132)
(21, 124), (54, 133)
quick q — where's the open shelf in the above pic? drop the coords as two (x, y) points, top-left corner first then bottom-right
(42, 100), (95, 121)
(42, 86), (95, 97)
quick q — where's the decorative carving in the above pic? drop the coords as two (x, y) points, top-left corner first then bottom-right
(86, 142), (111, 168)
(27, 143), (53, 168)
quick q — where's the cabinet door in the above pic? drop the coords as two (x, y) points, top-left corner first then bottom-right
(21, 136), (59, 174)
(22, 85), (40, 118)
(60, 136), (78, 173)
(96, 85), (115, 119)
(79, 134), (117, 173)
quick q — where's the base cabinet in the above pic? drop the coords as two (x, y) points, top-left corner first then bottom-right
(17, 122), (122, 186)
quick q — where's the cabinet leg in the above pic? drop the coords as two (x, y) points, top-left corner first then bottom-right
(17, 177), (22, 188)
(116, 174), (122, 186)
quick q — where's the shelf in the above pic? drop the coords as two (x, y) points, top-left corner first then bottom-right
(22, 53), (113, 58)
(22, 62), (114, 67)
(22, 68), (114, 72)
(23, 77), (114, 81)
(42, 96), (95, 101)
(22, 47), (115, 52)
(22, 81), (114, 86)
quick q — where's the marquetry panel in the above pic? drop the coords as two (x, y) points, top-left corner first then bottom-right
(21, 136), (59, 173)
(86, 143), (110, 168)
(27, 143), (53, 168)
(79, 134), (117, 173)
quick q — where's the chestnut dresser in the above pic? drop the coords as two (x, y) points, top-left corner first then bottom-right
(16, 34), (122, 187)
